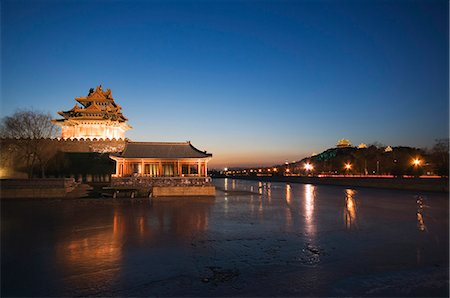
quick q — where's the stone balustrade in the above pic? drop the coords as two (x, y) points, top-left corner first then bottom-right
(111, 176), (213, 188)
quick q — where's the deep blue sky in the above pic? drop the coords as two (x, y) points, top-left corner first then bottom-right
(2, 0), (448, 167)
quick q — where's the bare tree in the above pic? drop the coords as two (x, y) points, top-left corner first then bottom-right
(431, 138), (449, 177)
(0, 110), (60, 178)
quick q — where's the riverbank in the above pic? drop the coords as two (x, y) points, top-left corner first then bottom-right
(220, 175), (449, 192)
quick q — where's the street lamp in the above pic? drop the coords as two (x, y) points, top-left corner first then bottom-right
(344, 163), (352, 175)
(304, 163), (313, 175)
(412, 158), (422, 166)
(412, 157), (423, 178)
(304, 163), (313, 171)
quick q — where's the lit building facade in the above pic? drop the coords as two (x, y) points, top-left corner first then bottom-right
(52, 85), (131, 139)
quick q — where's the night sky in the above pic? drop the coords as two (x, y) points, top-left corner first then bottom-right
(2, 0), (448, 168)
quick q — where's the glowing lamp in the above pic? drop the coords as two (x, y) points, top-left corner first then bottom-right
(304, 163), (313, 171)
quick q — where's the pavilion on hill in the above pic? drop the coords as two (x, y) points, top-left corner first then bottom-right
(336, 139), (352, 148)
(52, 85), (131, 140)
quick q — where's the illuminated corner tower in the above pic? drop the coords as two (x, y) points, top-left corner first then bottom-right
(52, 85), (132, 140)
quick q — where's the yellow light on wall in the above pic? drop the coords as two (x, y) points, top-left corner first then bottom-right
(344, 163), (352, 170)
(304, 163), (313, 171)
(285, 168), (290, 173)
(412, 158), (422, 166)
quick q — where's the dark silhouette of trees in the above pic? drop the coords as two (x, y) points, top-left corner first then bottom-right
(0, 110), (60, 178)
(431, 138), (449, 177)
(300, 144), (434, 177)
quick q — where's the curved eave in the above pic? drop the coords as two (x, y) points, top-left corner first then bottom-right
(189, 143), (213, 158)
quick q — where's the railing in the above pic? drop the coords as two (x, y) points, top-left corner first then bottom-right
(111, 176), (212, 188)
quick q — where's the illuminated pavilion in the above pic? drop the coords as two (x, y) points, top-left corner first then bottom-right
(52, 85), (131, 139)
(110, 141), (212, 178)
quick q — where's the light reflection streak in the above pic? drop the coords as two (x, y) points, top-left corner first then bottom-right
(285, 206), (292, 230)
(224, 196), (229, 215)
(285, 183), (292, 205)
(304, 184), (316, 236)
(284, 183), (293, 230)
(416, 195), (427, 232)
(344, 189), (357, 229)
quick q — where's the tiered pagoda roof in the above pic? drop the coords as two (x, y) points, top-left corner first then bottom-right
(54, 85), (128, 123)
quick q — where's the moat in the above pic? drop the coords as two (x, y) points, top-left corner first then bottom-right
(1, 179), (448, 297)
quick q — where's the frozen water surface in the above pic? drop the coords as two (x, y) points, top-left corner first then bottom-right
(1, 178), (448, 296)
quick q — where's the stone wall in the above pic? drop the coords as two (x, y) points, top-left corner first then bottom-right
(0, 138), (124, 180)
(152, 186), (216, 197)
(0, 178), (77, 199)
(0, 138), (126, 153)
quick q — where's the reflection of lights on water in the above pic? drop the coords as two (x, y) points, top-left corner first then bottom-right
(344, 189), (357, 229)
(417, 213), (425, 231)
(416, 195), (427, 232)
(138, 216), (145, 235)
(304, 184), (315, 236)
(232, 179), (236, 190)
(285, 184), (291, 205)
(224, 196), (229, 214)
(224, 178), (228, 191)
(285, 206), (292, 229)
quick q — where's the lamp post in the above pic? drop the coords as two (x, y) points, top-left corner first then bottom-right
(412, 158), (422, 177)
(304, 162), (313, 176)
(344, 163), (352, 176)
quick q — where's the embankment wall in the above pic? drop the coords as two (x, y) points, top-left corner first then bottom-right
(152, 186), (216, 197)
(0, 178), (76, 199)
